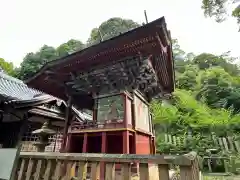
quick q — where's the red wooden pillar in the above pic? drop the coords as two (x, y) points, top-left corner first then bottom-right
(123, 131), (129, 153)
(82, 133), (87, 153)
(133, 132), (137, 154)
(123, 94), (128, 128)
(101, 132), (107, 179)
(101, 132), (107, 152)
(132, 132), (139, 174)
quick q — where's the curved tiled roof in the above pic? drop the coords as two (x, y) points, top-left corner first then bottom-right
(0, 72), (45, 102)
(0, 72), (93, 121)
(0, 71), (92, 120)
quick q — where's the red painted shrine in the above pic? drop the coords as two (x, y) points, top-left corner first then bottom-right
(68, 91), (156, 155)
(26, 17), (174, 156)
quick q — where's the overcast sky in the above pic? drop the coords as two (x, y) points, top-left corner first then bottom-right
(0, 0), (239, 66)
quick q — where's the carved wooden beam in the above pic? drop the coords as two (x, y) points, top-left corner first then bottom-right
(48, 54), (164, 100)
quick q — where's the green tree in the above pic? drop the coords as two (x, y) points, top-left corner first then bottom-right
(0, 58), (15, 76)
(155, 38), (240, 131)
(57, 39), (85, 57)
(151, 89), (235, 128)
(172, 39), (186, 60)
(192, 53), (239, 75)
(16, 39), (84, 80)
(16, 45), (58, 80)
(176, 52), (240, 112)
(192, 53), (221, 69)
(176, 65), (199, 90)
(201, 0), (240, 28)
(87, 17), (140, 45)
(196, 67), (234, 107)
(172, 39), (195, 74)
(17, 18), (140, 80)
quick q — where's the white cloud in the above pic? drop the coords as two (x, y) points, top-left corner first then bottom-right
(0, 0), (239, 66)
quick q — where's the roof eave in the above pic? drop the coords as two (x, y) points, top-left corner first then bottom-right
(25, 17), (167, 85)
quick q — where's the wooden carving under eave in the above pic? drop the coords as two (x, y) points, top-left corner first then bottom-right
(64, 55), (164, 98)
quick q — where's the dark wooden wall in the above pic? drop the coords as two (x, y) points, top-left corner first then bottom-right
(0, 121), (22, 148)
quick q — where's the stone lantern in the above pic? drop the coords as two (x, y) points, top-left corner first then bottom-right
(32, 121), (56, 152)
